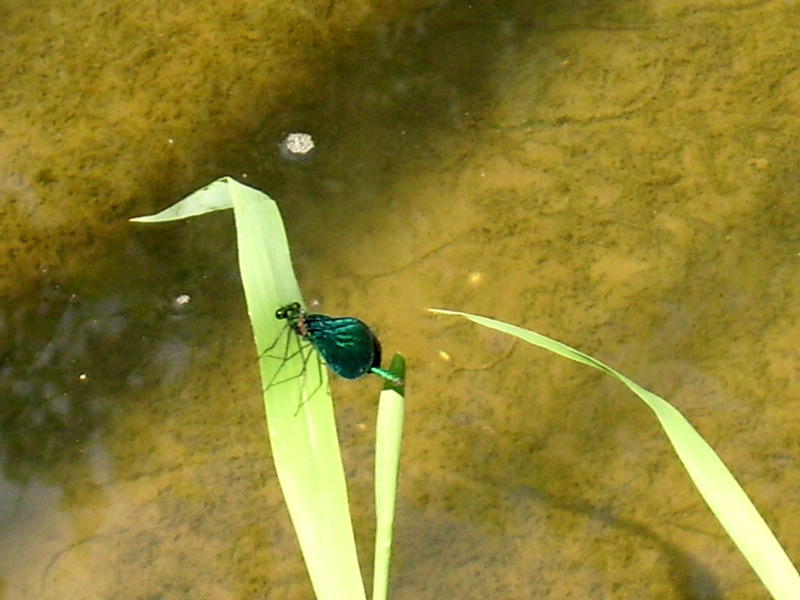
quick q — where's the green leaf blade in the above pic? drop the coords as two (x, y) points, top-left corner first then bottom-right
(373, 353), (406, 600)
(130, 177), (235, 222)
(228, 178), (366, 600)
(134, 178), (366, 600)
(431, 308), (800, 600)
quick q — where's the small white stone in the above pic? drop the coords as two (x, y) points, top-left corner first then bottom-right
(172, 294), (191, 310)
(279, 132), (316, 162)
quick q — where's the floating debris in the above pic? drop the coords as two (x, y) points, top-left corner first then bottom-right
(279, 132), (316, 163)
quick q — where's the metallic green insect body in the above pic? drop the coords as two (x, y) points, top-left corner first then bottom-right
(275, 302), (403, 386)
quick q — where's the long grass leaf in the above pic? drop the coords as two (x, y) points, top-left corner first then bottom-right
(133, 177), (366, 600)
(372, 354), (406, 600)
(430, 308), (800, 600)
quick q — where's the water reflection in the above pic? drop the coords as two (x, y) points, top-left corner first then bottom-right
(3, 292), (126, 477)
(0, 278), (201, 589)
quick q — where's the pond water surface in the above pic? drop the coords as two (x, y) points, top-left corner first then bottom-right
(1, 0), (799, 598)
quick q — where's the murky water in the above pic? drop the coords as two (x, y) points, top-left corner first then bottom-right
(2, 0), (799, 598)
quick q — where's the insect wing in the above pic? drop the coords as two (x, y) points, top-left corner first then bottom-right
(305, 315), (379, 380)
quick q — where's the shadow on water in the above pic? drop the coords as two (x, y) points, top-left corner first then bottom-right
(395, 481), (723, 599)
(2, 2), (626, 597)
(0, 0), (612, 502)
(222, 0), (655, 223)
(1, 282), (187, 480)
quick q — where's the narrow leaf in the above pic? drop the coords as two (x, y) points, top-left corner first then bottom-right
(133, 178), (366, 600)
(431, 308), (800, 600)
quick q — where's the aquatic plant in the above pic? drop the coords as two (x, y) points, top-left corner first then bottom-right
(431, 308), (800, 600)
(132, 177), (404, 600)
(133, 177), (800, 600)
